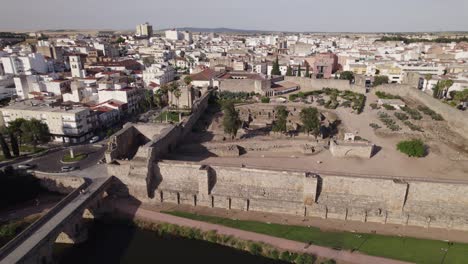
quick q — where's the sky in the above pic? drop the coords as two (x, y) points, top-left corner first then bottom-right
(1, 0), (467, 32)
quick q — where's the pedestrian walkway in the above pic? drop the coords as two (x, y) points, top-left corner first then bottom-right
(113, 201), (413, 264)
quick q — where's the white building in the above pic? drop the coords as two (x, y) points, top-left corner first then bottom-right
(142, 64), (175, 85)
(136, 23), (153, 37)
(165, 30), (182, 41)
(1, 53), (48, 75)
(69, 56), (86, 78)
(98, 87), (143, 114)
(1, 100), (96, 143)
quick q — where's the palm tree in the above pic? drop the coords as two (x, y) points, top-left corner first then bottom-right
(183, 76), (193, 86)
(154, 89), (164, 108)
(173, 88), (182, 109)
(169, 82), (180, 108)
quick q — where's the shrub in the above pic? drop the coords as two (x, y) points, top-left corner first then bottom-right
(280, 251), (294, 262)
(316, 99), (325, 106)
(261, 97), (270, 103)
(401, 107), (422, 120)
(295, 254), (316, 264)
(268, 249), (280, 259)
(375, 91), (401, 99)
(378, 112), (401, 131)
(289, 94), (299, 101)
(370, 103), (378, 109)
(404, 121), (424, 132)
(247, 242), (263, 255)
(340, 100), (352, 108)
(382, 104), (395, 110)
(369, 123), (381, 129)
(324, 100), (339, 109)
(417, 105), (444, 121)
(394, 112), (409, 121)
(397, 139), (426, 157)
(373, 76), (389, 86)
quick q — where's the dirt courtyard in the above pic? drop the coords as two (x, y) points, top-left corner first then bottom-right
(170, 91), (468, 182)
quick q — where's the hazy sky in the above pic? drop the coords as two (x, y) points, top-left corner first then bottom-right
(1, 0), (467, 32)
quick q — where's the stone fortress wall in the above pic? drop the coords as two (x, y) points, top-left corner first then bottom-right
(107, 91), (211, 199)
(107, 81), (468, 233)
(132, 160), (468, 231)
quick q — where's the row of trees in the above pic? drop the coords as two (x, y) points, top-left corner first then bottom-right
(0, 118), (52, 159)
(222, 103), (320, 138)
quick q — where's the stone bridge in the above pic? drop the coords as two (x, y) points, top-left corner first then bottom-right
(0, 176), (115, 264)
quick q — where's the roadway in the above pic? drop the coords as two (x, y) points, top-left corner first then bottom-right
(22, 144), (106, 173)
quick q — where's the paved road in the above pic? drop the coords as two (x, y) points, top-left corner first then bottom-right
(113, 201), (413, 264)
(19, 144), (106, 173)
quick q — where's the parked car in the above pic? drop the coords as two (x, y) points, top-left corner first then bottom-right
(89, 136), (100, 144)
(17, 164), (35, 170)
(61, 166), (78, 172)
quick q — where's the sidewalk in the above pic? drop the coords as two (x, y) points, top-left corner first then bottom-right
(112, 200), (413, 264)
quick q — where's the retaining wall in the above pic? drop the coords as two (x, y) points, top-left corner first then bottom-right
(116, 160), (468, 231)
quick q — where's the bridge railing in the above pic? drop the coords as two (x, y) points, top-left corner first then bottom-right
(0, 180), (89, 260)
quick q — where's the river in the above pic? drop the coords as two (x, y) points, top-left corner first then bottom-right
(54, 221), (288, 264)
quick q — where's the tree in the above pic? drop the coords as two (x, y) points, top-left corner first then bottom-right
(154, 89), (164, 108)
(434, 79), (453, 99)
(261, 97), (270, 103)
(271, 56), (281, 76)
(305, 62), (310, 78)
(222, 101), (241, 138)
(169, 82), (181, 107)
(373, 76), (389, 86)
(116, 37), (125, 44)
(286, 66), (293, 76)
(142, 56), (155, 66)
(0, 133), (12, 159)
(7, 118), (27, 146)
(297, 64), (302, 77)
(397, 139), (425, 157)
(19, 119), (52, 151)
(272, 106), (289, 133)
(9, 133), (19, 157)
(300, 107), (320, 136)
(339, 71), (354, 81)
(183, 76), (193, 86)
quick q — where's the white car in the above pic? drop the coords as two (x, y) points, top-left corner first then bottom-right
(89, 136), (100, 144)
(61, 166), (78, 172)
(17, 164), (35, 170)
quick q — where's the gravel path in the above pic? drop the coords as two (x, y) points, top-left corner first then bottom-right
(113, 201), (413, 264)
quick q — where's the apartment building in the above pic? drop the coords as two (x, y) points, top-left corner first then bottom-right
(1, 53), (48, 75)
(1, 100), (96, 143)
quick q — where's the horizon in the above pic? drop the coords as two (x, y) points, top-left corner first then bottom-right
(1, 0), (467, 32)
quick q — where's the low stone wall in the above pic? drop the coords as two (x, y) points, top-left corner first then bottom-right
(34, 174), (85, 194)
(284, 77), (366, 94)
(329, 140), (374, 159)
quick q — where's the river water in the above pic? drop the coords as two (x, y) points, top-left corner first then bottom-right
(54, 221), (288, 264)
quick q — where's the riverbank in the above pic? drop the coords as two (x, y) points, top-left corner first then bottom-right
(110, 200), (410, 264)
(164, 210), (468, 264)
(55, 219), (292, 264)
